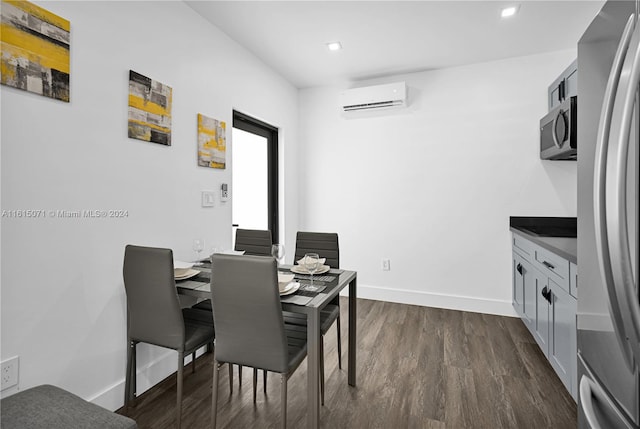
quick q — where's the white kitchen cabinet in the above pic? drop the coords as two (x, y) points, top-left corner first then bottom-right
(533, 266), (550, 354)
(512, 232), (577, 400)
(513, 252), (537, 330)
(548, 59), (577, 110)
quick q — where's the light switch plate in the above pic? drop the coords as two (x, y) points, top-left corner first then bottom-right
(201, 191), (215, 207)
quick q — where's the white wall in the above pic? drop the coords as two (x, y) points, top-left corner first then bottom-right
(298, 50), (577, 316)
(0, 0), (299, 409)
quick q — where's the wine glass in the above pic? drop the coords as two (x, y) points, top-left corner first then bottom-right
(192, 239), (204, 262)
(304, 253), (320, 290)
(271, 244), (285, 267)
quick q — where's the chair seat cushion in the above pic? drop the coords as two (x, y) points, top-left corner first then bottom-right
(0, 384), (137, 429)
(183, 319), (215, 353)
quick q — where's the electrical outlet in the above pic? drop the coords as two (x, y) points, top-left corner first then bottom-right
(1, 356), (19, 391)
(382, 259), (391, 271)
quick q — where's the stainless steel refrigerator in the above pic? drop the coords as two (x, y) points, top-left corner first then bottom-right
(578, 1), (640, 428)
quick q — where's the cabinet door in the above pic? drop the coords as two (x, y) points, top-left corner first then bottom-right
(522, 259), (537, 330)
(549, 278), (577, 399)
(513, 252), (525, 317)
(533, 268), (550, 355)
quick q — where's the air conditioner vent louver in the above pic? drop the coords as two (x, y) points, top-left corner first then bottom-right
(343, 100), (404, 111)
(340, 82), (407, 113)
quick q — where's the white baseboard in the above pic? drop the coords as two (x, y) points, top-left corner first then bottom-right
(341, 283), (518, 317)
(89, 347), (206, 412)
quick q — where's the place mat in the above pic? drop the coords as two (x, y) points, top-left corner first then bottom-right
(191, 273), (211, 283)
(196, 260), (212, 269)
(298, 283), (326, 294)
(292, 274), (336, 282)
(280, 295), (313, 305)
(176, 280), (208, 290)
(194, 283), (211, 293)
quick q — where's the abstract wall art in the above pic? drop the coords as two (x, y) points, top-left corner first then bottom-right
(128, 70), (172, 146)
(0, 0), (70, 102)
(197, 113), (226, 169)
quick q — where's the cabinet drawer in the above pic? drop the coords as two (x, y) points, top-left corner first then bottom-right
(534, 245), (570, 292)
(513, 234), (533, 257)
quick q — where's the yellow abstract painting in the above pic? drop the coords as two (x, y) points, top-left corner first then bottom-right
(198, 113), (226, 169)
(128, 70), (172, 146)
(0, 0), (70, 101)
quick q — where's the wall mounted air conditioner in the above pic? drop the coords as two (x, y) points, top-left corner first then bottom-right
(340, 82), (407, 112)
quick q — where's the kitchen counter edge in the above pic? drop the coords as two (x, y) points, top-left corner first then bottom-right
(510, 227), (577, 264)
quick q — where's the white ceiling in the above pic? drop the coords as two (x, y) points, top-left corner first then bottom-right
(186, 1), (605, 89)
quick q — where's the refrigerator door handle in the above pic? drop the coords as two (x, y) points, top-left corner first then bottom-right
(607, 12), (640, 362)
(593, 13), (637, 369)
(580, 375), (604, 429)
(580, 374), (635, 429)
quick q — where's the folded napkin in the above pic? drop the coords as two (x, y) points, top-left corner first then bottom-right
(296, 256), (326, 266)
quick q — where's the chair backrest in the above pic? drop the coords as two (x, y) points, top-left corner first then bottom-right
(234, 229), (273, 256)
(123, 245), (185, 350)
(210, 254), (289, 373)
(295, 232), (340, 268)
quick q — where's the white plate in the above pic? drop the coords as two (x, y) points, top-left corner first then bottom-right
(290, 265), (330, 275)
(279, 282), (300, 296)
(175, 269), (200, 280)
(174, 267), (191, 277)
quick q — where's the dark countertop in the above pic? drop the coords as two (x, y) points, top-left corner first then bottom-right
(510, 216), (577, 264)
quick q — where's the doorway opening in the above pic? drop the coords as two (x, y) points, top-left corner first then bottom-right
(231, 111), (279, 244)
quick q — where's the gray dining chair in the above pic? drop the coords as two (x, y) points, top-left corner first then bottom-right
(234, 228), (273, 256)
(210, 254), (307, 429)
(122, 245), (215, 429)
(192, 228), (274, 388)
(288, 231), (341, 404)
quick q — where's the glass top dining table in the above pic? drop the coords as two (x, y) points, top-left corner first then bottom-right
(176, 261), (357, 429)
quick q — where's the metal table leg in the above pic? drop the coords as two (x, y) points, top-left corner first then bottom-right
(307, 308), (320, 429)
(348, 277), (357, 387)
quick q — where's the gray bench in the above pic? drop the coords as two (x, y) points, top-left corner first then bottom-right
(1, 384), (137, 429)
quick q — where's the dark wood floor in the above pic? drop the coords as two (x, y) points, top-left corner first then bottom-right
(118, 298), (576, 428)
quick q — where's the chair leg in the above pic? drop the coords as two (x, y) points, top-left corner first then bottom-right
(192, 351), (196, 374)
(336, 315), (342, 370)
(212, 359), (220, 429)
(320, 337), (325, 406)
(239, 364), (243, 387)
(253, 368), (258, 403)
(177, 351), (184, 429)
(280, 374), (288, 429)
(263, 369), (267, 393)
(124, 339), (134, 409)
(228, 364), (233, 394)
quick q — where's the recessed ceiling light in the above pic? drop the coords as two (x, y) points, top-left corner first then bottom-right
(501, 5), (519, 18)
(326, 42), (342, 51)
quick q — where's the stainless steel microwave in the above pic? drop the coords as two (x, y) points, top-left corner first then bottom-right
(540, 96), (577, 160)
